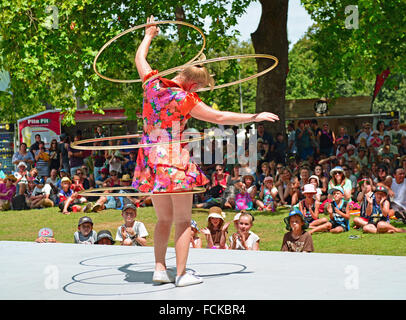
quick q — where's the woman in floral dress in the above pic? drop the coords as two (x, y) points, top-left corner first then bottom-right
(135, 15), (279, 287)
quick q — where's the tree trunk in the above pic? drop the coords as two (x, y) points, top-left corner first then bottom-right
(251, 0), (289, 138)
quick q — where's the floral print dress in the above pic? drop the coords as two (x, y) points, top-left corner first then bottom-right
(132, 70), (210, 193)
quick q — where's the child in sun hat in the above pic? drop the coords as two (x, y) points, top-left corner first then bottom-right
(281, 207), (314, 252)
(200, 206), (228, 249)
(298, 184), (328, 229)
(308, 186), (351, 235)
(257, 176), (278, 212)
(363, 185), (406, 234)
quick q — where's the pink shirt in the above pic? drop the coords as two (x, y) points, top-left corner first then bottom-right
(0, 183), (16, 201)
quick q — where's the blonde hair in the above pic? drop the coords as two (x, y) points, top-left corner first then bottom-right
(179, 65), (214, 90)
(179, 54), (214, 90)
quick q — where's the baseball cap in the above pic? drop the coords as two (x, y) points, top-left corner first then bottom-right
(328, 186), (344, 195)
(375, 185), (388, 194)
(122, 203), (137, 213)
(38, 228), (54, 238)
(34, 177), (45, 185)
(78, 216), (93, 226)
(95, 230), (115, 244)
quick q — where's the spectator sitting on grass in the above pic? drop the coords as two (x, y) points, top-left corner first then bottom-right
(328, 166), (352, 201)
(29, 177), (54, 209)
(14, 161), (29, 195)
(115, 203), (148, 246)
(74, 216), (97, 244)
(298, 184), (328, 229)
(58, 177), (92, 215)
(0, 175), (17, 211)
(190, 220), (202, 249)
(353, 178), (374, 230)
(229, 211), (260, 251)
(95, 230), (115, 245)
(257, 176), (277, 212)
(95, 168), (109, 188)
(363, 186), (406, 234)
(281, 207), (314, 253)
(308, 186), (351, 235)
(35, 228), (58, 243)
(391, 167), (406, 224)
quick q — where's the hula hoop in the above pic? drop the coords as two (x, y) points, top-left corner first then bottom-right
(142, 53), (279, 92)
(77, 186), (206, 197)
(93, 20), (206, 83)
(70, 131), (214, 151)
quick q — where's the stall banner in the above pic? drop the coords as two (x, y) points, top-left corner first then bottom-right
(18, 111), (61, 149)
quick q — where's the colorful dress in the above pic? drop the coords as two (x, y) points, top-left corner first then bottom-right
(132, 70), (210, 193)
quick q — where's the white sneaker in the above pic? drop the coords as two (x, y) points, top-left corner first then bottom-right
(152, 270), (175, 284)
(175, 271), (203, 287)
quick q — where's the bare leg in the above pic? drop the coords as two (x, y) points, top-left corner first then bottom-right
(308, 222), (332, 235)
(377, 221), (406, 233)
(171, 193), (193, 277)
(151, 195), (173, 272)
(309, 218), (328, 228)
(363, 224), (378, 234)
(353, 217), (368, 229)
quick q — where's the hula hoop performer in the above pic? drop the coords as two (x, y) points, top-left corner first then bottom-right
(134, 15), (279, 287)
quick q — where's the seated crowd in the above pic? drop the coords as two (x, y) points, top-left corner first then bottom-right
(3, 119), (406, 251)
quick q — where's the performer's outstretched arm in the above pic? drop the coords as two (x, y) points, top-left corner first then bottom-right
(190, 101), (279, 125)
(135, 15), (160, 81)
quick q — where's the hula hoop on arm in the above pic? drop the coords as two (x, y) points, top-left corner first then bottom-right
(93, 20), (207, 83)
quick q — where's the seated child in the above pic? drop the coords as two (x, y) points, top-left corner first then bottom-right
(257, 176), (278, 212)
(74, 216), (97, 244)
(229, 212), (260, 250)
(58, 177), (92, 214)
(35, 227), (58, 243)
(281, 207), (314, 252)
(200, 206), (228, 249)
(308, 186), (351, 234)
(298, 184), (328, 229)
(95, 230), (116, 245)
(190, 220), (202, 248)
(363, 186), (406, 234)
(353, 178), (373, 229)
(115, 203), (148, 246)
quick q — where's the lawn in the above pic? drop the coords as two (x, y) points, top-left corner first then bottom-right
(1, 206), (406, 256)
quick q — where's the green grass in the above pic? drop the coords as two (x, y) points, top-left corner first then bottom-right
(1, 206), (406, 256)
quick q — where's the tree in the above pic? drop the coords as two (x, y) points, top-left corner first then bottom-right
(301, 0), (406, 100)
(251, 0), (289, 138)
(0, 0), (253, 125)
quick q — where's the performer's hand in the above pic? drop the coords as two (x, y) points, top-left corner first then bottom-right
(145, 15), (160, 38)
(253, 112), (279, 123)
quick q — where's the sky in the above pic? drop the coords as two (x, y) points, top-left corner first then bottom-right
(230, 0), (314, 49)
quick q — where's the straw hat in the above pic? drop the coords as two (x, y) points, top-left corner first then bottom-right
(207, 206), (226, 220)
(120, 174), (131, 182)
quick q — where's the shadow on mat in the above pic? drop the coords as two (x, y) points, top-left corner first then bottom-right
(118, 263), (155, 284)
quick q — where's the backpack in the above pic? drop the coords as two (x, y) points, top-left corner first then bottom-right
(11, 194), (28, 210)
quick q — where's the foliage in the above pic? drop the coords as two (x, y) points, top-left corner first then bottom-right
(0, 0), (252, 125)
(300, 0), (406, 99)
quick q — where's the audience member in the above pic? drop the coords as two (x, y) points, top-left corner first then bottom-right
(229, 212), (260, 250)
(12, 143), (35, 170)
(281, 207), (314, 253)
(200, 206), (227, 249)
(95, 230), (115, 245)
(35, 227), (58, 243)
(115, 203), (148, 246)
(0, 175), (17, 210)
(74, 216), (98, 244)
(190, 220), (202, 249)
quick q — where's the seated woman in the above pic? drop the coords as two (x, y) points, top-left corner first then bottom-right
(328, 166), (353, 201)
(0, 175), (17, 211)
